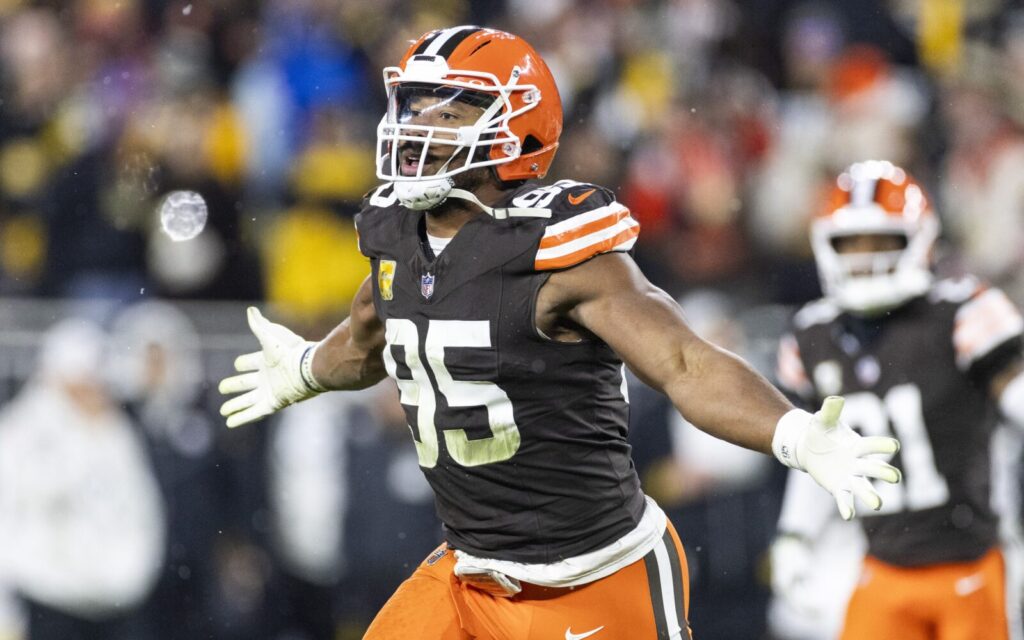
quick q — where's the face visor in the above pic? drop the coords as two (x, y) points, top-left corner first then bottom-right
(829, 233), (908, 280)
(811, 213), (938, 316)
(376, 82), (520, 183)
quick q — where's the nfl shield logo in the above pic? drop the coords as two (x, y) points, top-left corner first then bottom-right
(421, 272), (435, 299)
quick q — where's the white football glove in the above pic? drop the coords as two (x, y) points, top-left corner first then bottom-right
(218, 307), (325, 428)
(772, 396), (901, 520)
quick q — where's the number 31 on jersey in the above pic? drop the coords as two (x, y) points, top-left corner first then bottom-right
(844, 383), (950, 515)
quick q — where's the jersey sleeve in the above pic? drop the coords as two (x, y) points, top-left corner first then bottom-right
(353, 184), (399, 260)
(531, 182), (640, 271)
(776, 332), (815, 402)
(952, 285), (1024, 374)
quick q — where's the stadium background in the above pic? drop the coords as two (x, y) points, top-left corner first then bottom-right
(0, 0), (1022, 638)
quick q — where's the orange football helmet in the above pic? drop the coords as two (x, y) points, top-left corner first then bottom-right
(811, 160), (940, 314)
(376, 26), (563, 208)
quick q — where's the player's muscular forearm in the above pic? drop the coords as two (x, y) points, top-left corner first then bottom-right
(654, 329), (791, 454)
(540, 253), (792, 454)
(311, 276), (387, 390)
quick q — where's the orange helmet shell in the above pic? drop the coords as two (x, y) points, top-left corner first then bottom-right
(811, 160), (940, 314)
(817, 160), (934, 225)
(393, 27), (563, 181)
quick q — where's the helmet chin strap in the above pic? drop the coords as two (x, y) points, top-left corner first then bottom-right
(836, 269), (932, 317)
(446, 188), (551, 219)
(394, 178), (454, 210)
(393, 180), (550, 219)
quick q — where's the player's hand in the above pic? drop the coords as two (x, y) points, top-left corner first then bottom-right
(772, 396), (901, 520)
(218, 307), (324, 428)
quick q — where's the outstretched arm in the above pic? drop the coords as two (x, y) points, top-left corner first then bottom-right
(541, 252), (790, 452)
(540, 253), (901, 519)
(310, 275), (387, 390)
(219, 276), (386, 427)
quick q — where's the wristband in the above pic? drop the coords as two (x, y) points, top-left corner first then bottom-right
(772, 409), (810, 470)
(299, 343), (328, 393)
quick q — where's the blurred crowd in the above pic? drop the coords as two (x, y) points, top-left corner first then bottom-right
(2, 0), (1024, 313)
(0, 301), (442, 640)
(1, 0), (1024, 638)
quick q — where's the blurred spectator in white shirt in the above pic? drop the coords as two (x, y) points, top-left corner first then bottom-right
(108, 301), (223, 640)
(0, 317), (165, 640)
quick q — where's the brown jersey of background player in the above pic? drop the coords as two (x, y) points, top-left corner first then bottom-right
(774, 160), (1024, 640)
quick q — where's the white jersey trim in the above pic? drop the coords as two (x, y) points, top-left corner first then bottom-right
(541, 202), (625, 237)
(794, 299), (841, 330)
(535, 217), (639, 262)
(454, 495), (667, 587)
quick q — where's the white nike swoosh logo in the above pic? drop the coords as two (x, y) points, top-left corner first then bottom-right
(955, 572), (985, 596)
(565, 626), (605, 640)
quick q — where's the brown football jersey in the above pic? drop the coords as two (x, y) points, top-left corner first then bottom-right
(355, 179), (646, 563)
(776, 278), (1024, 566)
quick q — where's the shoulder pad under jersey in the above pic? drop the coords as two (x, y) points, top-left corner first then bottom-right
(776, 332), (815, 401)
(929, 275), (982, 305)
(793, 298), (842, 331)
(951, 280), (1024, 371)
(353, 183), (405, 259)
(517, 180), (639, 271)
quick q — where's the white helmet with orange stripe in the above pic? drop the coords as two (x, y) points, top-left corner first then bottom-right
(812, 160), (940, 316)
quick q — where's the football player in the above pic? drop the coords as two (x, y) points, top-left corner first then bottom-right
(772, 160), (1024, 640)
(219, 27), (902, 639)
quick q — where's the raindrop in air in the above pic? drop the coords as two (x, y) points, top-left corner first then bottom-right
(183, 4), (192, 15)
(159, 190), (208, 241)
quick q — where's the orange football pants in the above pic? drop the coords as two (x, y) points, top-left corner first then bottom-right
(364, 523), (692, 640)
(841, 547), (1009, 640)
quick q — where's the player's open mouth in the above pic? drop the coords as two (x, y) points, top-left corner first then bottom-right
(400, 149), (441, 176)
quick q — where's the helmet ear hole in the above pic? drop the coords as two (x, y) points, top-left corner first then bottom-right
(521, 135), (543, 154)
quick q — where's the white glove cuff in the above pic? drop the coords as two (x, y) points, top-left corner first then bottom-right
(299, 342), (328, 393)
(772, 409), (811, 470)
(999, 369), (1024, 430)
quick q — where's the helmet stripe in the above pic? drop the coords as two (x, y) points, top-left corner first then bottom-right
(423, 25), (482, 58)
(412, 31), (443, 55)
(850, 177), (878, 207)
